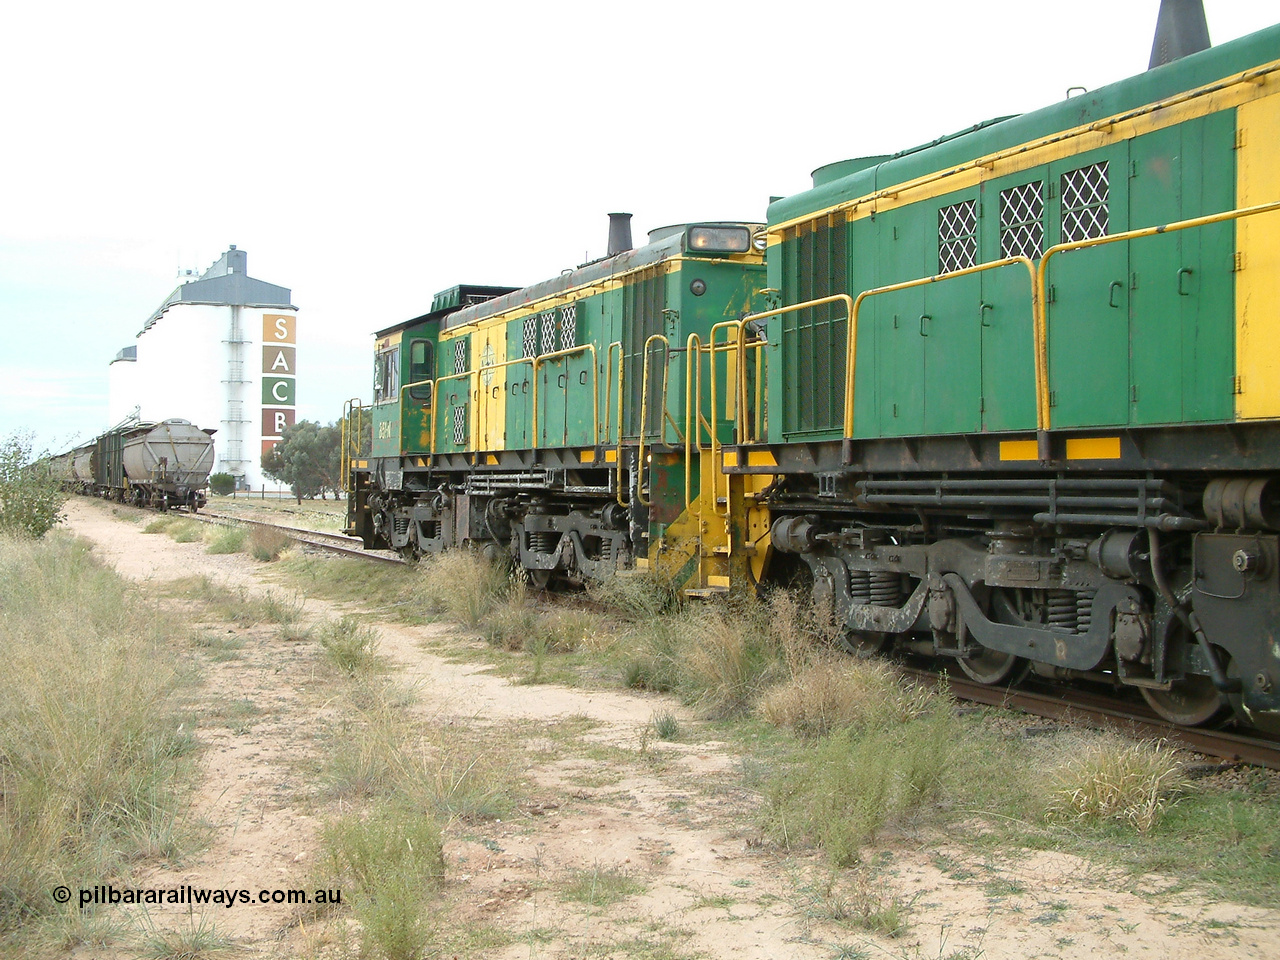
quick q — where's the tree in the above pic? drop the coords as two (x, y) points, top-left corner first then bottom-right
(261, 420), (342, 504)
(209, 472), (235, 496)
(0, 433), (67, 539)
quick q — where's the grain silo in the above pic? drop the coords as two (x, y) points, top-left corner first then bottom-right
(107, 246), (298, 489)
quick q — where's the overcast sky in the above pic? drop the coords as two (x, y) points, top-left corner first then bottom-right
(2, 1), (1275, 452)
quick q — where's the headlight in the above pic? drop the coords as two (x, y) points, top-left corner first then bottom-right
(687, 225), (750, 253)
(752, 230), (768, 252)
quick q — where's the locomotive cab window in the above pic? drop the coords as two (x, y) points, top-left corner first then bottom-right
(407, 340), (434, 402)
(373, 346), (400, 403)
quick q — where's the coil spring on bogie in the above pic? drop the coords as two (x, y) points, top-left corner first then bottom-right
(869, 571), (902, 607)
(599, 537), (615, 563)
(1047, 590), (1078, 632)
(393, 515), (410, 538)
(1076, 591), (1094, 634)
(849, 569), (872, 604)
(527, 530), (556, 555)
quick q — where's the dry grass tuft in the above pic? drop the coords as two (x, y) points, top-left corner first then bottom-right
(759, 655), (934, 738)
(1043, 735), (1186, 832)
(416, 550), (511, 627)
(247, 525), (292, 562)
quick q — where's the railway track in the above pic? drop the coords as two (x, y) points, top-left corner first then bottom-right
(905, 667), (1280, 771)
(195, 511), (406, 566)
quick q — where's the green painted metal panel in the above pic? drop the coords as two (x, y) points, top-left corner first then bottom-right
(371, 402), (400, 458)
(923, 271), (982, 434)
(872, 209), (927, 437)
(979, 263), (1038, 433)
(1179, 110), (1235, 423)
(1041, 150), (1131, 428)
(1127, 114), (1235, 426)
(1129, 124), (1187, 425)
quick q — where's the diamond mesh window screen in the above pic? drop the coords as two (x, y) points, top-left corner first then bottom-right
(1000, 182), (1045, 258)
(453, 339), (467, 375)
(541, 312), (557, 355)
(452, 406), (466, 447)
(559, 304), (577, 351)
(1060, 161), (1109, 244)
(938, 200), (978, 273)
(523, 316), (537, 358)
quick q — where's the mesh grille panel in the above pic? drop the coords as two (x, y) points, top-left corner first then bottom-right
(560, 304), (577, 351)
(453, 339), (467, 375)
(452, 406), (466, 447)
(523, 316), (537, 358)
(541, 312), (556, 355)
(1061, 161), (1110, 244)
(1000, 182), (1045, 258)
(624, 267), (666, 437)
(783, 217), (847, 434)
(938, 200), (978, 273)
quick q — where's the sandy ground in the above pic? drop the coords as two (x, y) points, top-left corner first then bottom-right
(61, 498), (1280, 960)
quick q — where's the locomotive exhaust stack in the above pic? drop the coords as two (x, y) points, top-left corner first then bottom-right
(606, 213), (633, 256)
(1149, 0), (1211, 69)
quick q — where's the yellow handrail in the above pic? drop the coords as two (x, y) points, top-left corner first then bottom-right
(340, 397), (365, 491)
(684, 333), (703, 510)
(1035, 198), (1280, 436)
(532, 343), (599, 449)
(604, 341), (622, 445)
(635, 334), (670, 507)
(707, 320), (746, 515)
(414, 371), (473, 457)
(614, 343), (626, 507)
(841, 262), (1036, 441)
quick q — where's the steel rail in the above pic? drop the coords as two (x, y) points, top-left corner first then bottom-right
(903, 667), (1280, 770)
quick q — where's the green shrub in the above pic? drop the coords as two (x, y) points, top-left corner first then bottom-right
(764, 703), (957, 866)
(319, 616), (380, 675)
(208, 472), (235, 496)
(319, 801), (445, 960)
(0, 434), (66, 539)
(204, 525), (246, 554)
(166, 519), (204, 543)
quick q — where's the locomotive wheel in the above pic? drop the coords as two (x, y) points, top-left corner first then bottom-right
(840, 630), (890, 658)
(1140, 674), (1229, 727)
(528, 569), (553, 590)
(398, 542), (421, 563)
(957, 646), (1031, 686)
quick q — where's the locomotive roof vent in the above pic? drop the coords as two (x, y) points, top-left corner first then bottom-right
(607, 213), (633, 257)
(1149, 0), (1210, 69)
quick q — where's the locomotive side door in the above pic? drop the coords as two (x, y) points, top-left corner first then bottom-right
(1043, 146), (1131, 429)
(1128, 113), (1235, 426)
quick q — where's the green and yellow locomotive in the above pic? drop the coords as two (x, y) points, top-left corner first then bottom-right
(349, 9), (1280, 732)
(734, 20), (1280, 731)
(346, 217), (773, 594)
